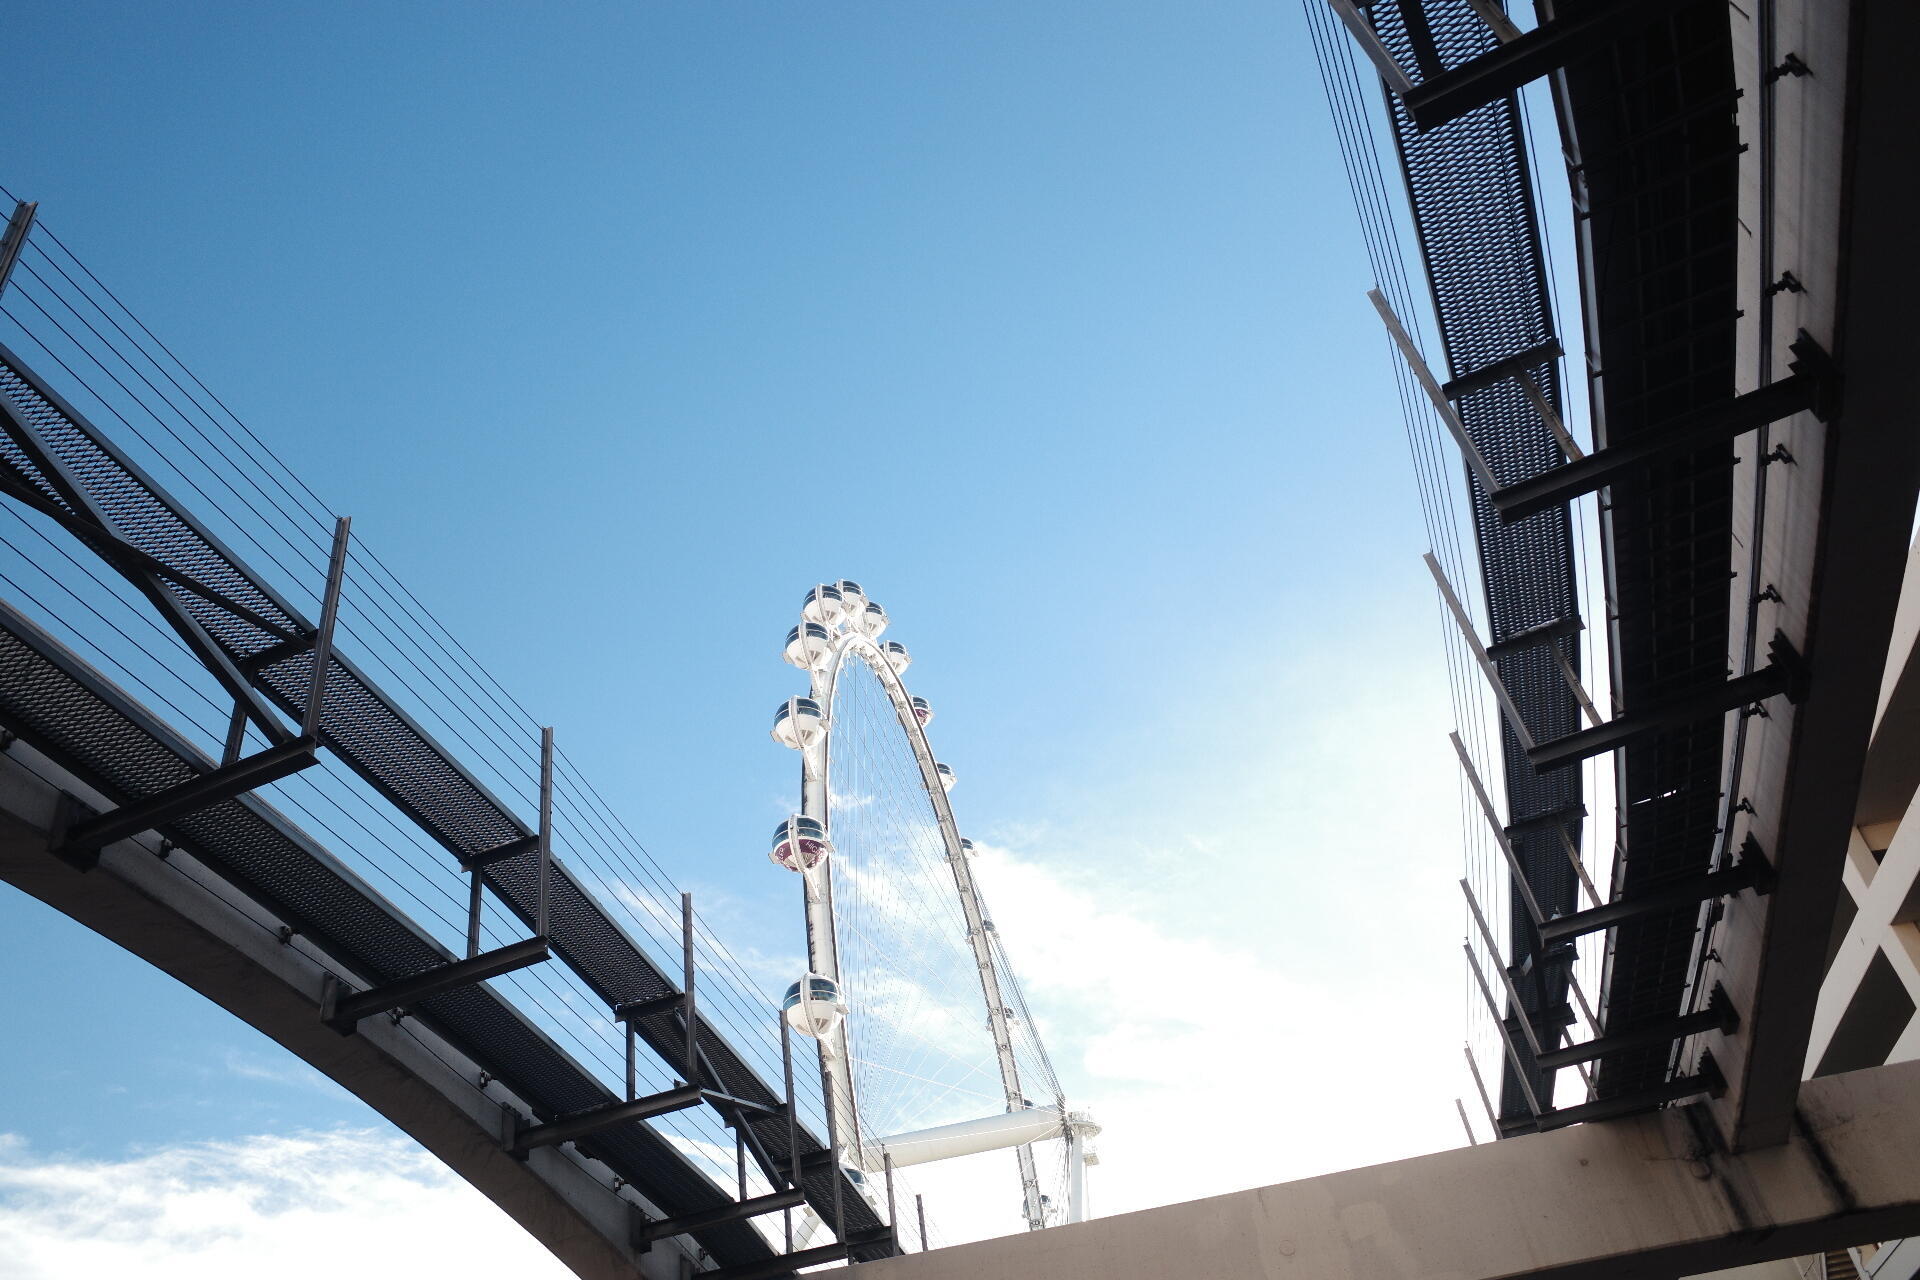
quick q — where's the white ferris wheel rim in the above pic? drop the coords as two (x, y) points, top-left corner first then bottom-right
(792, 614), (1061, 1231)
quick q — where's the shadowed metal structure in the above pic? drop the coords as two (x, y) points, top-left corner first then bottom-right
(1321, 0), (1917, 1158)
(0, 213), (904, 1274)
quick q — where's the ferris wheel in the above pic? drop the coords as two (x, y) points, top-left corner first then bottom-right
(766, 580), (1098, 1236)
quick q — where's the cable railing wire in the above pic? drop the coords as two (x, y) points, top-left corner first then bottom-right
(0, 198), (814, 1158)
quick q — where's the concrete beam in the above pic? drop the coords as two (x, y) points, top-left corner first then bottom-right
(1858, 536), (1920, 831)
(1699, 0), (1920, 1152)
(860, 1059), (1920, 1280)
(0, 743), (696, 1280)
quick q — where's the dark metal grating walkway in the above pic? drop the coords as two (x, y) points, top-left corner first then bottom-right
(1553, 0), (1743, 1102)
(0, 598), (775, 1267)
(1364, 0), (1584, 1122)
(0, 340), (892, 1262)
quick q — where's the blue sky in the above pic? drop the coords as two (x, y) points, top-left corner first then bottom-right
(0, 1), (1496, 1269)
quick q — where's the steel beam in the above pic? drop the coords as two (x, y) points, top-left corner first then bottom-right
(509, 1084), (704, 1155)
(614, 993), (686, 1024)
(1441, 337), (1563, 401)
(1503, 801), (1587, 841)
(0, 389), (301, 745)
(636, 1189), (807, 1249)
(459, 832), (540, 872)
(1528, 1064), (1722, 1132)
(1491, 347), (1832, 523)
(0, 201), (37, 299)
(303, 517), (349, 741)
(704, 1230), (895, 1280)
(1484, 614), (1583, 660)
(1372, 292), (1503, 497)
(1535, 1003), (1737, 1072)
(1525, 634), (1802, 773)
(1400, 0), (1670, 132)
(321, 935), (550, 1032)
(1538, 849), (1771, 945)
(1325, 0), (1415, 94)
(0, 467), (299, 642)
(702, 1089), (785, 1120)
(54, 736), (317, 853)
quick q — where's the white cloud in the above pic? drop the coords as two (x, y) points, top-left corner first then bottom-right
(967, 841), (1464, 1217)
(0, 1130), (570, 1280)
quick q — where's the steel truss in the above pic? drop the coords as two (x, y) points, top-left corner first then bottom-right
(0, 329), (894, 1264)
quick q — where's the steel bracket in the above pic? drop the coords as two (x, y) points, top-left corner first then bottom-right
(53, 736), (318, 857)
(458, 832), (540, 872)
(1492, 334), (1838, 523)
(632, 1188), (808, 1252)
(1399, 0), (1671, 132)
(1527, 634), (1804, 772)
(1539, 840), (1773, 944)
(507, 1083), (704, 1156)
(320, 934), (550, 1034)
(1537, 986), (1740, 1071)
(1442, 337), (1564, 401)
(700, 1228), (896, 1280)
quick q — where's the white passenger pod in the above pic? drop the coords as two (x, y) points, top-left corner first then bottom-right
(834, 580), (867, 615)
(770, 696), (825, 749)
(801, 584), (845, 627)
(770, 815), (832, 872)
(783, 974), (847, 1039)
(783, 623), (834, 670)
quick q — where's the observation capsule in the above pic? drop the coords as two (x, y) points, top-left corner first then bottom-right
(855, 601), (889, 638)
(881, 641), (911, 674)
(770, 815), (832, 872)
(959, 838), (976, 857)
(783, 622), (834, 670)
(909, 696), (934, 726)
(770, 696), (824, 749)
(783, 974), (847, 1038)
(801, 584), (846, 627)
(935, 762), (956, 791)
(834, 580), (867, 613)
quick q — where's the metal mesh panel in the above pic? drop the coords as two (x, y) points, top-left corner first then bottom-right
(1367, 0), (1583, 1118)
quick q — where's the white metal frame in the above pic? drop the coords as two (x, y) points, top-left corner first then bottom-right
(783, 593), (1094, 1230)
